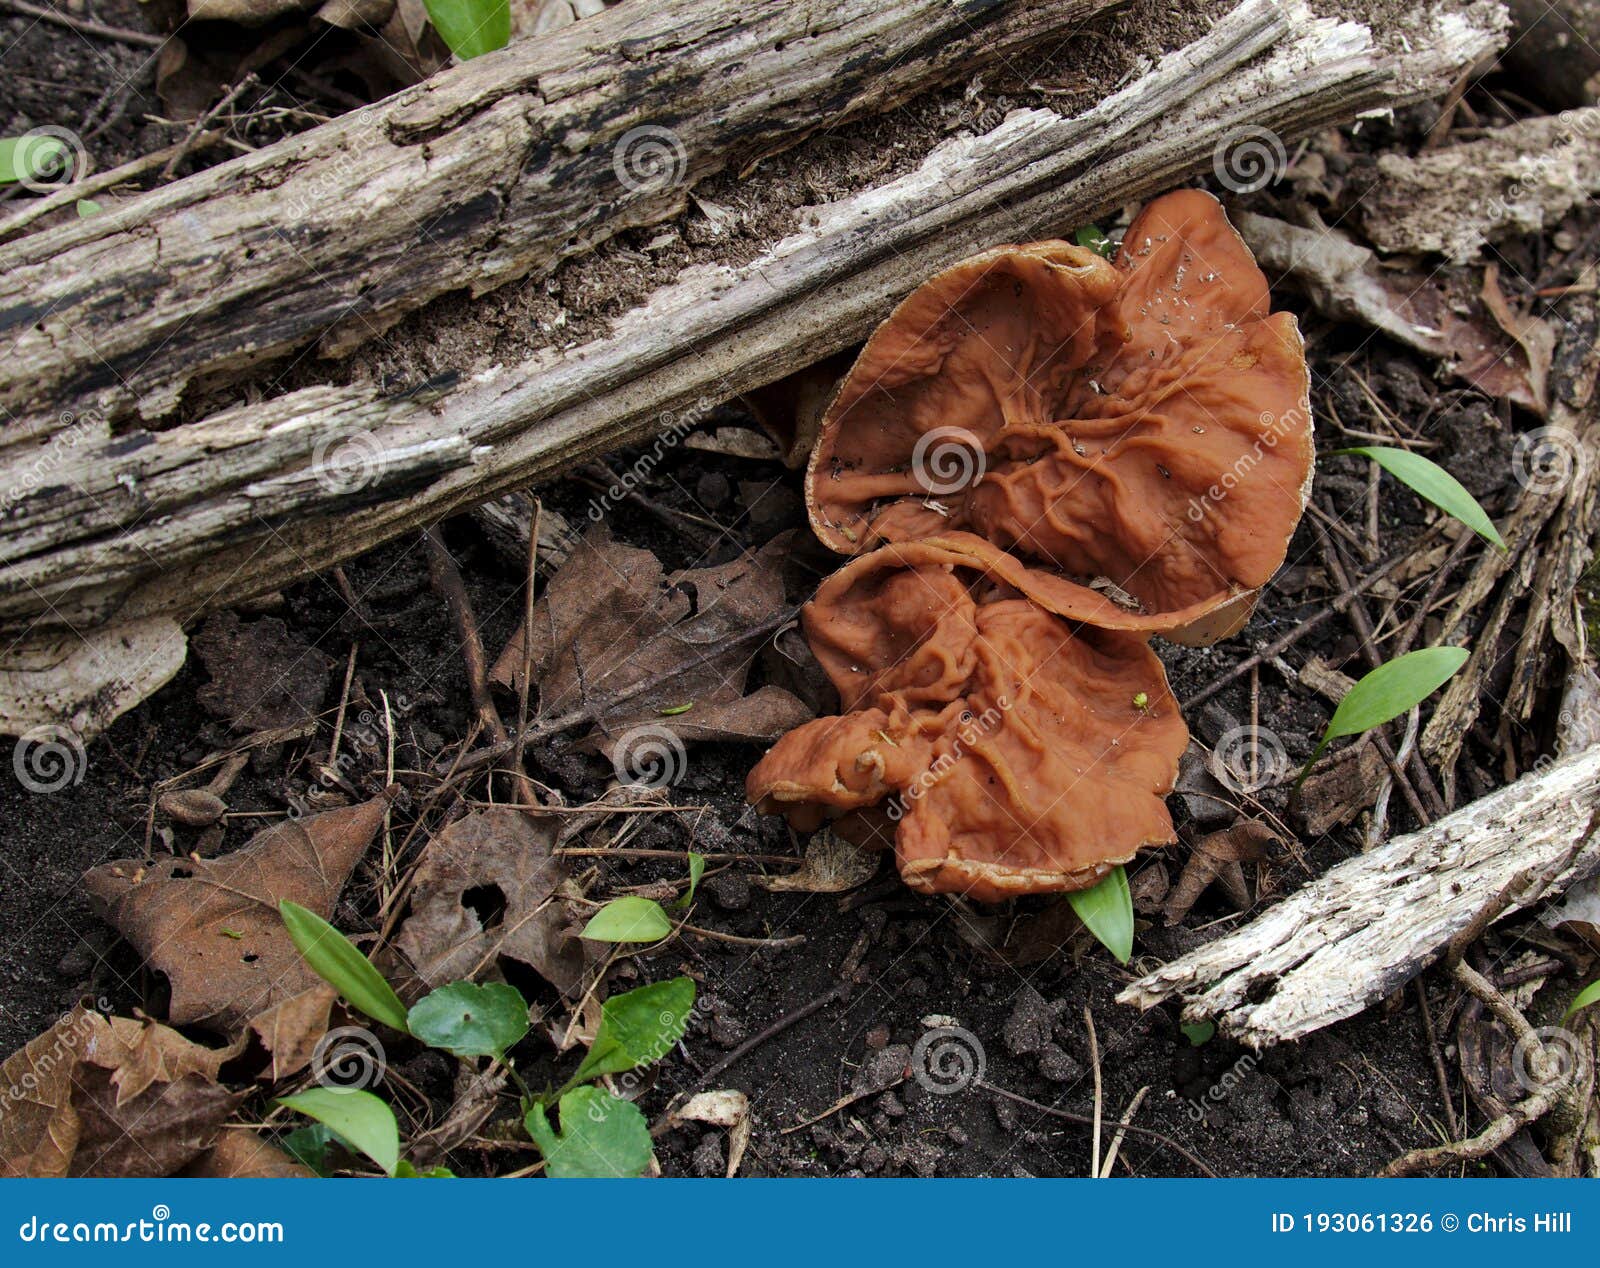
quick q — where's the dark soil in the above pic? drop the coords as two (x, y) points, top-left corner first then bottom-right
(2, 2), (1595, 1179)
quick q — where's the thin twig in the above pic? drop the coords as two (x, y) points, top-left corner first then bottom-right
(0, 0), (163, 46)
(979, 1082), (1219, 1178)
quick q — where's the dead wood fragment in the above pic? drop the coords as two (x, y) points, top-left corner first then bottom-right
(0, 0), (1507, 660)
(1118, 731), (1600, 1048)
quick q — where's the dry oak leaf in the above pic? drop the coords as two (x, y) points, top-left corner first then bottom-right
(82, 795), (391, 1034)
(491, 530), (812, 747)
(246, 984), (339, 1082)
(1162, 819), (1277, 927)
(389, 807), (589, 999)
(0, 1008), (242, 1178)
(183, 1128), (312, 1178)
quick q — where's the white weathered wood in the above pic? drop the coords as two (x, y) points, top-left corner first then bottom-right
(0, 0), (1116, 441)
(1118, 744), (1600, 1048)
(0, 0), (1506, 650)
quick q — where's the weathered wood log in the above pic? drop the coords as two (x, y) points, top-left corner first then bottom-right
(1118, 739), (1600, 1050)
(0, 0), (1118, 440)
(0, 0), (1507, 661)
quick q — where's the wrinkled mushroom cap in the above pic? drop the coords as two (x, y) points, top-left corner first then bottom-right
(805, 189), (1313, 645)
(746, 540), (1189, 901)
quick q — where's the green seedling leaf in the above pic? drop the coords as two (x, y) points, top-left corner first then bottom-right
(525, 1086), (653, 1178)
(672, 853), (706, 910)
(1331, 446), (1504, 550)
(1181, 1021), (1216, 1047)
(1565, 980), (1600, 1021)
(581, 895), (673, 943)
(276, 1088), (399, 1176)
(407, 981), (529, 1058)
(1066, 866), (1134, 963)
(422, 0), (509, 60)
(0, 135), (66, 184)
(280, 1123), (338, 1176)
(280, 900), (409, 1032)
(573, 976), (696, 1085)
(76, 199), (101, 217)
(395, 1160), (456, 1178)
(1074, 224), (1115, 258)
(1303, 646), (1471, 776)
(659, 703), (694, 716)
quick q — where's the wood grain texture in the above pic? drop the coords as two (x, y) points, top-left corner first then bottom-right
(0, 0), (1506, 644)
(0, 0), (1115, 439)
(1118, 743), (1600, 1048)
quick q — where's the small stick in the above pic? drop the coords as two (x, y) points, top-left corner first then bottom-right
(1084, 1005), (1103, 1179)
(0, 131), (225, 239)
(1099, 1085), (1150, 1178)
(1413, 978), (1461, 1141)
(0, 0), (163, 47)
(1183, 533), (1442, 708)
(980, 1082), (1219, 1178)
(423, 526), (508, 745)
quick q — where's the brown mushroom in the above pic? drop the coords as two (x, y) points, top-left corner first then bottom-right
(805, 188), (1313, 643)
(746, 539), (1189, 901)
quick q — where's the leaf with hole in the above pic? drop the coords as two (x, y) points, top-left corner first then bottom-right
(1565, 980), (1600, 1021)
(280, 900), (409, 1032)
(1331, 446), (1504, 550)
(422, 0), (509, 60)
(572, 976), (696, 1085)
(672, 853), (706, 910)
(276, 1088), (398, 1176)
(407, 981), (529, 1058)
(525, 1086), (653, 1178)
(1303, 646), (1470, 776)
(1066, 866), (1133, 964)
(580, 895), (673, 943)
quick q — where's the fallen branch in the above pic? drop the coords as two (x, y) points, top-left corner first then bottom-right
(1117, 739), (1600, 1049)
(0, 0), (1507, 655)
(0, 0), (1116, 438)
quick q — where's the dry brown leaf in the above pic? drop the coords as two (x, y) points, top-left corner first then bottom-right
(757, 830), (877, 893)
(1481, 263), (1556, 414)
(1, 1008), (242, 1178)
(389, 808), (589, 998)
(1163, 820), (1277, 926)
(183, 1128), (312, 1178)
(491, 531), (810, 754)
(83, 795), (390, 1033)
(247, 984), (339, 1082)
(1237, 212), (1549, 415)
